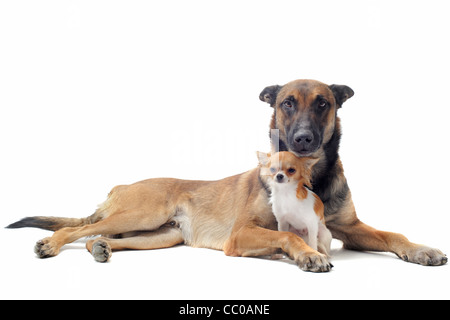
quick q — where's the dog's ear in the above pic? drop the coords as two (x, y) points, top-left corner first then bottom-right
(259, 85), (282, 107)
(256, 151), (270, 166)
(329, 84), (354, 108)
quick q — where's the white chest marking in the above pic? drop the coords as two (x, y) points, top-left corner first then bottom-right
(270, 182), (320, 250)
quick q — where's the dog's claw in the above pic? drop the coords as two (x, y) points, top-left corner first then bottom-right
(398, 246), (447, 266)
(34, 238), (60, 258)
(91, 240), (112, 263)
(296, 252), (332, 273)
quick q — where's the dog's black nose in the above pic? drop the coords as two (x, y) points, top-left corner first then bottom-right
(294, 130), (313, 145)
(276, 173), (284, 182)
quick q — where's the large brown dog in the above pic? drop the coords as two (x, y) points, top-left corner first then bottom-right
(259, 79), (447, 266)
(7, 79), (447, 271)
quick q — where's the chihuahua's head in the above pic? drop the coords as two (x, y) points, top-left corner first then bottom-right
(257, 151), (319, 189)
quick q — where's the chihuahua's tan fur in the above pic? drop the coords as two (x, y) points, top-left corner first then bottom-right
(257, 151), (332, 257)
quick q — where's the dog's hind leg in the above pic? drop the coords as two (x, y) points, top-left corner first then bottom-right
(34, 209), (171, 258)
(86, 227), (184, 262)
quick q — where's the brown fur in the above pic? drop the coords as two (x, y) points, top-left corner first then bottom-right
(296, 184), (308, 200)
(312, 193), (325, 224)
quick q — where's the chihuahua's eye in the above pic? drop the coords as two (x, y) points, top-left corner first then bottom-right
(287, 168), (296, 174)
(270, 167), (276, 174)
(282, 100), (293, 108)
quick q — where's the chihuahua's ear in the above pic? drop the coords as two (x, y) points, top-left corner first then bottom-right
(304, 157), (320, 170)
(259, 85), (282, 107)
(256, 151), (270, 166)
(329, 84), (354, 108)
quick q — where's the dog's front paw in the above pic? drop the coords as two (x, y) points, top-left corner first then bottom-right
(398, 245), (447, 266)
(295, 251), (333, 272)
(34, 238), (60, 258)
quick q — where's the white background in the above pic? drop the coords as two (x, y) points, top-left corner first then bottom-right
(1, 0), (449, 300)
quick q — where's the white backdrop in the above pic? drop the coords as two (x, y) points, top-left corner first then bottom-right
(1, 0), (449, 300)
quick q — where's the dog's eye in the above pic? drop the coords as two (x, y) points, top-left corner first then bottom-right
(282, 100), (293, 108)
(318, 99), (328, 109)
(287, 168), (296, 174)
(270, 167), (277, 174)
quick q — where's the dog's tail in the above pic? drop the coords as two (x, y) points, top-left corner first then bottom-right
(5, 211), (103, 231)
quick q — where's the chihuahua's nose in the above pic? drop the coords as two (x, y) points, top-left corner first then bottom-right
(276, 173), (284, 182)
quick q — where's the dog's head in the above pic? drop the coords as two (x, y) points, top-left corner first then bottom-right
(260, 79), (354, 157)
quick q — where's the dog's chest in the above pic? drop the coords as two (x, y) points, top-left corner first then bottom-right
(270, 184), (317, 226)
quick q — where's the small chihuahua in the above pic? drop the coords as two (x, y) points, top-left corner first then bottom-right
(257, 151), (332, 257)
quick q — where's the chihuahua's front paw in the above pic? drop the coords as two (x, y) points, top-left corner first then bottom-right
(295, 251), (333, 272)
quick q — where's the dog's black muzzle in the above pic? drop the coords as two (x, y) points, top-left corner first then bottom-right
(287, 123), (322, 156)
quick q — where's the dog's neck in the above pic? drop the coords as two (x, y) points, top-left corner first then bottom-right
(315, 117), (342, 177)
